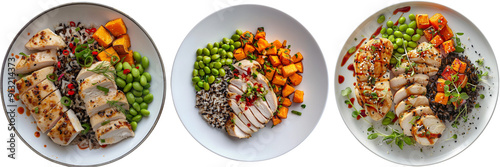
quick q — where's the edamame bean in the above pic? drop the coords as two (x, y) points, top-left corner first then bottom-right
(135, 97), (143, 103)
(409, 14), (416, 21)
(229, 45), (235, 52)
(403, 40), (408, 48)
(197, 81), (204, 88)
(397, 48), (405, 54)
(408, 41), (418, 48)
(133, 51), (142, 63)
(231, 34), (240, 41)
(412, 34), (421, 42)
(126, 73), (133, 83)
(194, 85), (201, 91)
(140, 102), (148, 110)
(142, 56), (149, 69)
(203, 56), (211, 64)
(233, 41), (242, 48)
(236, 29), (243, 35)
(386, 28), (394, 35)
(116, 78), (126, 88)
(115, 62), (123, 71)
(144, 93), (154, 104)
(388, 35), (395, 43)
(396, 38), (403, 46)
(382, 34), (389, 38)
(144, 83), (150, 89)
(211, 48), (218, 55)
(416, 28), (423, 36)
(140, 75), (148, 86)
(207, 43), (213, 50)
(192, 69), (198, 77)
(399, 16), (406, 24)
(117, 71), (127, 80)
(219, 50), (227, 57)
(131, 68), (140, 78)
(214, 62), (222, 69)
(377, 15), (385, 24)
(132, 115), (142, 122)
(202, 48), (210, 56)
(143, 89), (149, 95)
(219, 68), (226, 76)
(197, 48), (203, 56)
(226, 59), (233, 65)
(123, 62), (132, 70)
(222, 44), (230, 51)
(209, 62), (214, 69)
(387, 20), (394, 27)
(199, 69), (205, 77)
(132, 82), (143, 91)
(229, 39), (234, 45)
(203, 82), (209, 91)
(406, 28), (415, 36)
(192, 76), (201, 83)
(133, 102), (141, 111)
(393, 43), (399, 49)
(399, 24), (408, 32)
(227, 52), (234, 59)
(403, 34), (412, 41)
(194, 61), (200, 69)
(408, 21), (417, 29)
(223, 37), (230, 44)
(394, 31), (403, 38)
(217, 48), (223, 55)
(380, 27), (386, 34)
(198, 61), (205, 68)
(143, 72), (151, 82)
(124, 83), (132, 93)
(137, 64), (144, 74)
(140, 109), (150, 116)
(213, 42), (219, 48)
(212, 68), (219, 76)
(196, 56), (202, 61)
(212, 54), (220, 60)
(129, 108), (138, 116)
(132, 89), (143, 97)
(126, 92), (135, 104)
(203, 66), (211, 74)
(131, 121), (137, 131)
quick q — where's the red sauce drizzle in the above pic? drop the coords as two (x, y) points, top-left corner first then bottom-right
(11, 53), (14, 56)
(348, 98), (355, 108)
(17, 107), (24, 114)
(357, 109), (367, 120)
(101, 145), (108, 148)
(78, 144), (89, 150)
(15, 55), (19, 59)
(27, 32), (30, 36)
(34, 131), (40, 138)
(347, 64), (355, 76)
(14, 93), (19, 101)
(44, 145), (47, 148)
(393, 6), (411, 15)
(26, 108), (31, 117)
(341, 38), (367, 67)
(370, 25), (383, 40)
(338, 75), (345, 84)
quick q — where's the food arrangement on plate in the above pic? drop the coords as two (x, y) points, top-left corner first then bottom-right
(191, 27), (306, 138)
(12, 18), (154, 149)
(339, 6), (491, 150)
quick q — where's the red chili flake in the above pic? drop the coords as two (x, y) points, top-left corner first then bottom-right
(247, 123), (251, 127)
(68, 90), (75, 95)
(136, 66), (139, 69)
(69, 43), (74, 49)
(69, 21), (76, 27)
(123, 69), (131, 74)
(246, 68), (252, 75)
(63, 50), (70, 55)
(235, 95), (241, 101)
(244, 106), (248, 110)
(67, 83), (75, 89)
(57, 61), (61, 68)
(92, 51), (98, 55)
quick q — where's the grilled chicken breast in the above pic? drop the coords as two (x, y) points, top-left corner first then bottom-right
(394, 95), (430, 117)
(95, 119), (134, 145)
(79, 73), (117, 102)
(390, 74), (429, 90)
(90, 108), (126, 130)
(30, 90), (61, 123)
(407, 42), (442, 67)
(19, 79), (57, 110)
(399, 106), (435, 136)
(25, 28), (66, 51)
(36, 99), (68, 133)
(47, 109), (83, 146)
(84, 91), (128, 117)
(393, 84), (427, 105)
(227, 99), (258, 134)
(225, 115), (251, 139)
(76, 61), (115, 82)
(14, 49), (57, 74)
(15, 66), (55, 95)
(411, 115), (446, 146)
(392, 61), (439, 77)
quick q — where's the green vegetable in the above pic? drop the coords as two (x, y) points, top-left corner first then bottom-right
(132, 82), (143, 91)
(130, 121), (138, 131)
(131, 68), (140, 78)
(61, 96), (71, 107)
(140, 109), (150, 116)
(115, 78), (126, 88)
(377, 15), (386, 24)
(141, 56), (149, 69)
(132, 115), (142, 122)
(123, 83), (133, 93)
(341, 87), (352, 96)
(126, 92), (136, 104)
(140, 75), (148, 86)
(408, 14), (416, 21)
(115, 62), (123, 71)
(386, 20), (394, 27)
(399, 16), (406, 24)
(96, 85), (109, 95)
(144, 93), (154, 104)
(386, 28), (393, 35)
(291, 110), (302, 116)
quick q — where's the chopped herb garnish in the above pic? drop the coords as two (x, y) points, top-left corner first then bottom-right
(97, 85), (109, 95)
(301, 104), (306, 109)
(291, 110), (302, 116)
(101, 120), (110, 126)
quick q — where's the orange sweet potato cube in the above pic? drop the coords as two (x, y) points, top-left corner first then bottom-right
(119, 49), (135, 65)
(282, 84), (295, 97)
(264, 65), (276, 81)
(289, 73), (303, 86)
(92, 26), (114, 48)
(244, 44), (256, 55)
(234, 48), (246, 61)
(293, 90), (304, 103)
(436, 78), (446, 92)
(434, 92), (448, 105)
(97, 47), (118, 62)
(272, 40), (282, 49)
(105, 18), (127, 37)
(279, 53), (293, 66)
(442, 40), (456, 54)
(295, 62), (303, 73)
(240, 31), (254, 45)
(256, 55), (265, 65)
(440, 24), (454, 41)
(429, 13), (447, 31)
(255, 27), (266, 40)
(451, 58), (467, 73)
(423, 27), (437, 41)
(112, 34), (131, 55)
(269, 56), (281, 67)
(272, 115), (282, 125)
(256, 38), (270, 53)
(430, 35), (444, 46)
(282, 97), (292, 107)
(292, 52), (303, 63)
(416, 14), (430, 29)
(272, 74), (287, 86)
(266, 45), (278, 55)
(282, 64), (298, 78)
(277, 106), (289, 119)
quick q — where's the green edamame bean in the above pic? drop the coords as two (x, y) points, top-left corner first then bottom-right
(132, 82), (143, 91)
(406, 28), (415, 36)
(233, 41), (242, 48)
(207, 43), (213, 50)
(203, 66), (211, 74)
(197, 48), (203, 56)
(399, 24), (408, 32)
(223, 37), (230, 44)
(236, 29), (243, 35)
(214, 62), (222, 69)
(229, 45), (235, 52)
(416, 28), (423, 36)
(387, 20), (394, 28)
(134, 74), (141, 82)
(140, 75), (148, 86)
(133, 51), (142, 63)
(192, 76), (201, 83)
(380, 27), (386, 34)
(129, 108), (138, 116)
(212, 68), (219, 76)
(209, 62), (214, 69)
(116, 78), (126, 88)
(222, 44), (230, 51)
(124, 83), (132, 93)
(409, 14), (416, 21)
(219, 50), (227, 57)
(217, 48), (223, 55)
(412, 34), (421, 42)
(226, 59), (233, 65)
(126, 92), (135, 104)
(143, 72), (151, 82)
(132, 89), (143, 97)
(399, 16), (406, 24)
(140, 109), (150, 116)
(132, 102), (141, 111)
(409, 21), (417, 29)
(386, 28), (393, 35)
(194, 85), (201, 91)
(397, 48), (405, 54)
(194, 61), (200, 69)
(115, 62), (123, 71)
(403, 34), (412, 41)
(143, 89), (149, 95)
(142, 56), (149, 69)
(198, 61), (205, 68)
(212, 54), (220, 60)
(388, 35), (395, 43)
(137, 64), (144, 74)
(393, 43), (398, 49)
(144, 93), (154, 104)
(123, 62), (132, 70)
(131, 121), (137, 131)
(403, 40), (408, 47)
(408, 41), (418, 48)
(231, 34), (240, 41)
(211, 48), (218, 55)
(117, 71), (127, 80)
(196, 56), (203, 61)
(192, 69), (199, 77)
(227, 52), (234, 59)
(203, 56), (211, 64)
(132, 115), (142, 122)
(213, 42), (219, 48)
(394, 31), (403, 38)
(219, 68), (226, 76)
(197, 81), (204, 88)
(202, 48), (210, 56)
(126, 73), (133, 83)
(377, 15), (385, 24)
(131, 68), (140, 78)
(140, 102), (148, 110)
(199, 69), (205, 77)
(135, 97), (143, 103)
(203, 82), (209, 91)
(144, 83), (150, 89)
(229, 39), (234, 45)
(382, 34), (389, 38)
(396, 38), (403, 46)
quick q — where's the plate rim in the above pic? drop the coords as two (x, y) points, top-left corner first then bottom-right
(170, 4), (329, 161)
(0, 2), (166, 166)
(334, 1), (499, 166)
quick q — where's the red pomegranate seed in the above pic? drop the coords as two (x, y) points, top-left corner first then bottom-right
(68, 90), (75, 95)
(123, 69), (131, 74)
(69, 43), (74, 48)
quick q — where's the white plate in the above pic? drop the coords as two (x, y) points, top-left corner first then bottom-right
(1, 3), (165, 166)
(172, 5), (327, 161)
(335, 1), (498, 166)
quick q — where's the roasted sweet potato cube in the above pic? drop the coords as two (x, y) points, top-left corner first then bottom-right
(234, 48), (246, 61)
(272, 115), (282, 125)
(277, 106), (289, 119)
(92, 26), (114, 48)
(256, 39), (270, 53)
(272, 40), (282, 49)
(434, 92), (448, 105)
(112, 34), (131, 55)
(282, 64), (298, 78)
(455, 74), (468, 88)
(282, 97), (292, 107)
(279, 53), (293, 66)
(429, 13), (447, 31)
(282, 84), (295, 97)
(266, 45), (278, 55)
(278, 48), (290, 57)
(430, 35), (444, 46)
(289, 73), (303, 86)
(105, 18), (127, 37)
(255, 27), (266, 40)
(293, 90), (304, 103)
(244, 44), (256, 55)
(440, 24), (454, 40)
(264, 65), (276, 81)
(292, 52), (303, 63)
(97, 47), (119, 62)
(273, 85), (282, 94)
(443, 40), (456, 54)
(451, 58), (467, 73)
(256, 55), (265, 65)
(423, 27), (437, 41)
(436, 78), (446, 92)
(240, 31), (254, 45)
(295, 62), (303, 73)
(269, 56), (281, 67)
(416, 14), (430, 29)
(119, 49), (135, 65)
(272, 74), (287, 86)
(441, 65), (457, 81)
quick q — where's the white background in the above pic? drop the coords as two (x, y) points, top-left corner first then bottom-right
(1, 0), (498, 166)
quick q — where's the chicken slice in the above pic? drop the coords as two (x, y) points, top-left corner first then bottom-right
(95, 119), (134, 145)
(237, 101), (264, 129)
(36, 99), (68, 133)
(16, 66), (55, 95)
(399, 106), (435, 136)
(89, 108), (126, 130)
(393, 84), (427, 105)
(25, 28), (66, 51)
(394, 95), (429, 117)
(19, 79), (57, 110)
(30, 90), (61, 123)
(225, 117), (251, 139)
(79, 73), (117, 102)
(47, 109), (83, 146)
(407, 42), (442, 67)
(14, 49), (57, 74)
(253, 98), (273, 120)
(248, 105), (269, 124)
(355, 80), (393, 121)
(252, 73), (278, 112)
(228, 99), (258, 133)
(390, 74), (429, 90)
(412, 115), (446, 146)
(354, 38), (393, 82)
(85, 91), (128, 117)
(228, 83), (271, 122)
(392, 61), (438, 77)
(76, 61), (115, 82)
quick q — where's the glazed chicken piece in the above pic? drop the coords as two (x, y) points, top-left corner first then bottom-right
(47, 109), (84, 146)
(393, 83), (427, 105)
(89, 108), (126, 130)
(79, 73), (117, 102)
(407, 42), (442, 67)
(15, 66), (55, 95)
(19, 79), (57, 111)
(76, 61), (115, 82)
(14, 49), (57, 74)
(95, 119), (134, 145)
(25, 28), (66, 51)
(411, 115), (446, 146)
(390, 73), (429, 90)
(354, 79), (393, 121)
(392, 61), (439, 77)
(394, 95), (430, 117)
(399, 106), (434, 136)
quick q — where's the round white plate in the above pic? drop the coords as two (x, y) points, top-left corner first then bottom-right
(335, 1), (498, 166)
(1, 3), (165, 166)
(172, 5), (327, 161)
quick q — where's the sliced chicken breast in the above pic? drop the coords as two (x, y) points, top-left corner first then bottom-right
(16, 66), (55, 95)
(90, 108), (126, 130)
(47, 109), (83, 146)
(30, 90), (61, 122)
(37, 100), (68, 133)
(232, 59), (261, 74)
(14, 49), (57, 74)
(394, 95), (430, 117)
(392, 61), (438, 77)
(248, 105), (269, 124)
(228, 100), (258, 133)
(225, 117), (251, 139)
(19, 79), (57, 110)
(79, 73), (117, 102)
(253, 99), (273, 120)
(412, 115), (446, 146)
(399, 106), (434, 136)
(393, 84), (427, 105)
(390, 74), (429, 90)
(228, 83), (272, 121)
(354, 38), (393, 82)
(407, 42), (442, 67)
(355, 80), (393, 121)
(252, 74), (278, 112)
(237, 102), (264, 129)
(76, 61), (115, 82)
(85, 91), (128, 117)
(25, 28), (66, 51)
(95, 119), (134, 145)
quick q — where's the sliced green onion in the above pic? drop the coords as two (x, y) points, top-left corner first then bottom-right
(87, 39), (95, 44)
(291, 110), (302, 116)
(84, 56), (93, 67)
(101, 120), (110, 126)
(81, 123), (90, 135)
(73, 37), (80, 44)
(110, 55), (120, 65)
(97, 85), (109, 95)
(75, 27), (80, 31)
(47, 73), (57, 82)
(301, 104), (306, 109)
(100, 139), (105, 143)
(61, 96), (72, 106)
(34, 107), (39, 114)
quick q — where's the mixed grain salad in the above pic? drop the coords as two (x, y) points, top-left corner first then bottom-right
(14, 18), (154, 149)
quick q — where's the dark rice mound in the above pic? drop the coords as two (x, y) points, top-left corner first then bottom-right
(426, 52), (483, 122)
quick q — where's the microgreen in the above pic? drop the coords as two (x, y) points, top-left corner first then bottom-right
(367, 126), (415, 150)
